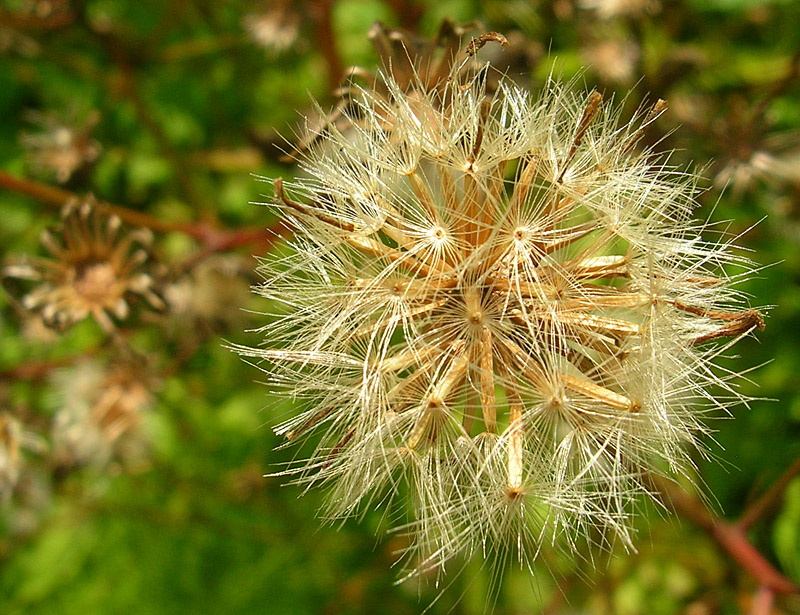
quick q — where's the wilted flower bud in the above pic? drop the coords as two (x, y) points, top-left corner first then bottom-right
(236, 39), (763, 581)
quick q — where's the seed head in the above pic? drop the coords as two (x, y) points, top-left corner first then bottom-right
(3, 197), (165, 333)
(237, 48), (763, 579)
(21, 109), (101, 184)
(50, 358), (154, 469)
(0, 412), (45, 504)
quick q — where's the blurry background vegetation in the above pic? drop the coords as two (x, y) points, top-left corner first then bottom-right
(0, 0), (799, 613)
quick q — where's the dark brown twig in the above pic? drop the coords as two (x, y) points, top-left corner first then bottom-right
(0, 8), (74, 30)
(0, 358), (73, 382)
(739, 457), (800, 532)
(307, 0), (344, 92)
(385, 0), (424, 31)
(652, 475), (799, 595)
(0, 169), (289, 252)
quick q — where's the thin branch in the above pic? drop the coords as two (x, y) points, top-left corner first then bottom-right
(0, 8), (74, 30)
(750, 586), (775, 615)
(751, 49), (800, 127)
(384, 0), (424, 31)
(0, 169), (289, 252)
(739, 457), (800, 532)
(652, 475), (799, 595)
(307, 0), (344, 92)
(0, 357), (73, 382)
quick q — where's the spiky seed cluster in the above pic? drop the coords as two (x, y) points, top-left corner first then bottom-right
(3, 198), (164, 333)
(238, 54), (763, 577)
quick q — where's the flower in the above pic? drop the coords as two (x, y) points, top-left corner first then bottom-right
(2, 197), (165, 333)
(236, 43), (763, 580)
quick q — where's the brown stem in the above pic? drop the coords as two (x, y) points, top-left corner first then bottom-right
(652, 476), (799, 595)
(0, 169), (289, 252)
(384, 0), (424, 31)
(0, 357), (73, 382)
(750, 586), (775, 615)
(751, 49), (800, 128)
(0, 9), (74, 30)
(738, 457), (800, 531)
(307, 0), (344, 92)
(114, 60), (207, 213)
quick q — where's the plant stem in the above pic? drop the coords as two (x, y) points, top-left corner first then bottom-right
(0, 169), (289, 252)
(652, 475), (798, 595)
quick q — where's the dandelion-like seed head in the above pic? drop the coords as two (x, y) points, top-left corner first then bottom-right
(238, 40), (763, 580)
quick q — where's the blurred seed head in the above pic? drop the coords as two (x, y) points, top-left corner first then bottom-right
(238, 36), (762, 582)
(50, 358), (154, 469)
(583, 39), (639, 86)
(164, 254), (254, 336)
(0, 412), (46, 505)
(580, 0), (661, 19)
(242, 0), (300, 55)
(21, 109), (100, 184)
(2, 197), (165, 333)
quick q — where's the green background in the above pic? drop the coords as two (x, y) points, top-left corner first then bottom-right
(0, 0), (799, 613)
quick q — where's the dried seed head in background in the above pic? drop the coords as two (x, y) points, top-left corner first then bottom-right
(236, 37), (763, 581)
(242, 0), (300, 55)
(0, 412), (46, 504)
(20, 109), (101, 184)
(2, 197), (165, 333)
(163, 254), (254, 350)
(579, 0), (661, 19)
(582, 39), (640, 86)
(50, 358), (154, 470)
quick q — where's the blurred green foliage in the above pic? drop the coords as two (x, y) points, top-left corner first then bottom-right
(0, 0), (799, 613)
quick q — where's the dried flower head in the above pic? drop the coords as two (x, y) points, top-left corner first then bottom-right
(164, 254), (253, 338)
(242, 0), (299, 55)
(0, 412), (46, 504)
(3, 197), (165, 333)
(579, 0), (660, 19)
(21, 109), (100, 183)
(50, 358), (153, 469)
(237, 42), (763, 580)
(582, 39), (639, 85)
